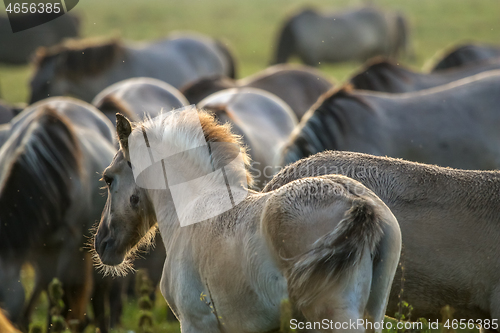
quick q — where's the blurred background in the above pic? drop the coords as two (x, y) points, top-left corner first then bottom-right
(0, 0), (499, 104)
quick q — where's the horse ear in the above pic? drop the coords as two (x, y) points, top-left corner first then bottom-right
(116, 113), (132, 154)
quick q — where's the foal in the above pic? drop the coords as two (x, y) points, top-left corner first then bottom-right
(92, 108), (401, 332)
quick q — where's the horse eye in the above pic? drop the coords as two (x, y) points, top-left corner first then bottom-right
(103, 175), (113, 186)
(130, 195), (139, 206)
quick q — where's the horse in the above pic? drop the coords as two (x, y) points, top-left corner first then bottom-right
(29, 33), (236, 103)
(265, 150), (500, 332)
(272, 7), (409, 66)
(93, 78), (177, 313)
(91, 108), (401, 333)
(429, 43), (500, 72)
(197, 87), (297, 188)
(0, 14), (79, 64)
(0, 97), (116, 332)
(92, 77), (189, 125)
(349, 57), (500, 93)
(180, 64), (334, 119)
(0, 101), (23, 124)
(282, 70), (500, 170)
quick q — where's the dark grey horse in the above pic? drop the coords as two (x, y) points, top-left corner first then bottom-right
(350, 57), (500, 93)
(282, 70), (500, 171)
(29, 33), (236, 103)
(273, 7), (409, 65)
(430, 43), (500, 72)
(0, 14), (79, 64)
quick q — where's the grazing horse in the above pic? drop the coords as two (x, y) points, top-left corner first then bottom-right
(92, 77), (189, 125)
(273, 7), (409, 66)
(429, 43), (500, 72)
(180, 64), (334, 119)
(0, 98), (116, 332)
(198, 87), (297, 188)
(282, 70), (500, 170)
(0, 14), (79, 64)
(349, 58), (500, 93)
(91, 109), (401, 333)
(265, 150), (500, 332)
(29, 33), (236, 103)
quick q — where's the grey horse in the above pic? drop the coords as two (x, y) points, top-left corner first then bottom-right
(273, 7), (409, 66)
(265, 150), (500, 332)
(282, 70), (500, 171)
(349, 57), (500, 93)
(29, 33), (236, 103)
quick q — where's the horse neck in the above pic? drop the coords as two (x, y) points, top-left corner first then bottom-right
(148, 189), (180, 250)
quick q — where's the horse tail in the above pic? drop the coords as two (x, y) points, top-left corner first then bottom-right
(274, 16), (295, 64)
(395, 14), (411, 59)
(0, 107), (82, 259)
(214, 40), (237, 79)
(287, 198), (384, 310)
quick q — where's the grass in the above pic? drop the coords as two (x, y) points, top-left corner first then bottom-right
(8, 0), (500, 332)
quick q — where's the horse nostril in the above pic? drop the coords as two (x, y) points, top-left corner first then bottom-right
(97, 237), (114, 257)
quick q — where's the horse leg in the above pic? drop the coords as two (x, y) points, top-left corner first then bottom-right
(91, 273), (110, 333)
(57, 250), (93, 332)
(109, 276), (124, 328)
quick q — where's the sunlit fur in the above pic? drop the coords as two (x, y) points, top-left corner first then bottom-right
(93, 110), (252, 276)
(88, 221), (157, 277)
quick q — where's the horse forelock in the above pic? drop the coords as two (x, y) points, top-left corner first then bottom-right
(135, 109), (253, 188)
(33, 38), (124, 80)
(0, 107), (82, 258)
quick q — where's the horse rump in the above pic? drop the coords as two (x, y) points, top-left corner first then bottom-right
(286, 198), (383, 310)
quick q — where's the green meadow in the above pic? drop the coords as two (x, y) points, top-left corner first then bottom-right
(7, 0), (499, 332)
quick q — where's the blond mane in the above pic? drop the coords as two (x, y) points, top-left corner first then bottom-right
(135, 109), (253, 188)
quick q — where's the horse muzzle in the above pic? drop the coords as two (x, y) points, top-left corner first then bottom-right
(94, 226), (125, 266)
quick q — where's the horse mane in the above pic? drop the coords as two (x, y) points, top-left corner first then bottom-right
(33, 38), (124, 80)
(137, 108), (253, 187)
(282, 85), (371, 165)
(95, 94), (137, 121)
(179, 76), (236, 104)
(349, 58), (412, 92)
(0, 107), (82, 259)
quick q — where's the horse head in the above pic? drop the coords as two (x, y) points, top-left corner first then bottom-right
(93, 114), (157, 276)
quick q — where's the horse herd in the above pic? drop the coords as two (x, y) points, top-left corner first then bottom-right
(0, 5), (500, 333)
